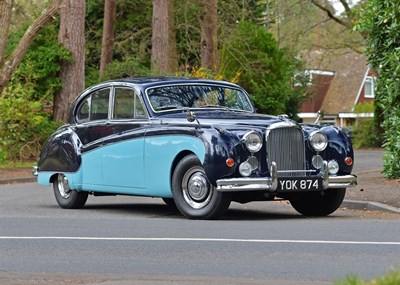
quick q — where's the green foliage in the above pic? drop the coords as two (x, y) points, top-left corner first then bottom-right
(220, 21), (305, 116)
(86, 56), (151, 87)
(357, 0), (400, 178)
(352, 103), (381, 148)
(352, 118), (383, 149)
(0, 160), (35, 169)
(0, 83), (59, 162)
(0, 23), (67, 162)
(335, 270), (400, 285)
(354, 102), (374, 113)
(6, 23), (71, 100)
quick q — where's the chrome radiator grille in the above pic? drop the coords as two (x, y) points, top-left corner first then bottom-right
(266, 126), (306, 177)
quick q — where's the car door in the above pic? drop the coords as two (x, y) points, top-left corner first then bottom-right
(74, 87), (113, 186)
(101, 86), (149, 193)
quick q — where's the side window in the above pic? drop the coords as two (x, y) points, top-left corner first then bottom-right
(113, 87), (147, 119)
(91, 88), (110, 120)
(77, 98), (90, 122)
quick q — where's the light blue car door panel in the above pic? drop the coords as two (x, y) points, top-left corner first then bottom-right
(81, 147), (104, 186)
(102, 138), (145, 189)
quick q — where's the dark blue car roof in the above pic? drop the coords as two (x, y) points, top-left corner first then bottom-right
(105, 76), (241, 89)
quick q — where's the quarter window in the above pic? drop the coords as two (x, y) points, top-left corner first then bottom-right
(76, 88), (111, 123)
(77, 98), (90, 122)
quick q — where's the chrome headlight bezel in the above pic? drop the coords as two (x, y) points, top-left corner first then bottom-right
(309, 131), (328, 152)
(243, 131), (263, 153)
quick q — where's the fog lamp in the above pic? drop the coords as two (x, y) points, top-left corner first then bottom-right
(328, 160), (339, 175)
(247, 156), (259, 171)
(239, 161), (252, 177)
(312, 155), (324, 169)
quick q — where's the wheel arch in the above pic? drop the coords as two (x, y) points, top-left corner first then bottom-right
(170, 150), (197, 188)
(49, 173), (59, 183)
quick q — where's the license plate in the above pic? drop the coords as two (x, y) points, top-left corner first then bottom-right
(277, 177), (321, 191)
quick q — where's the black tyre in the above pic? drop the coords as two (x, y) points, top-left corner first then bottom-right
(172, 154), (231, 219)
(289, 188), (346, 216)
(162, 198), (177, 208)
(53, 173), (88, 209)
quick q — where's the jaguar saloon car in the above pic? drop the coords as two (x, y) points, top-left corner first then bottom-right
(34, 77), (357, 219)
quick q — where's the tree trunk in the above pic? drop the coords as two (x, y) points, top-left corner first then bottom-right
(99, 0), (116, 78)
(0, 0), (14, 68)
(200, 0), (218, 71)
(168, 0), (177, 72)
(0, 0), (61, 95)
(54, 0), (86, 122)
(151, 0), (177, 74)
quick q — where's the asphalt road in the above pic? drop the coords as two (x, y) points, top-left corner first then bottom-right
(0, 183), (399, 285)
(353, 149), (384, 173)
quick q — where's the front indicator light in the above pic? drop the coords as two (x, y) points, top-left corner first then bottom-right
(345, 157), (353, 166)
(226, 158), (235, 168)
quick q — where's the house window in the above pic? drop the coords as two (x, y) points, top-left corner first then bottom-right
(365, 76), (375, 98)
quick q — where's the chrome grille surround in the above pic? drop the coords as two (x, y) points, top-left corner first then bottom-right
(266, 122), (306, 177)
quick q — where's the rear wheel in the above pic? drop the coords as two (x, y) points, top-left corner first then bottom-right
(172, 154), (231, 219)
(289, 188), (346, 216)
(162, 198), (176, 208)
(53, 173), (88, 209)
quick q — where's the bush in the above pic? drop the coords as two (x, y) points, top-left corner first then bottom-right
(0, 83), (59, 162)
(335, 270), (400, 285)
(0, 23), (68, 163)
(86, 56), (151, 87)
(219, 21), (305, 117)
(352, 118), (383, 149)
(357, 0), (400, 178)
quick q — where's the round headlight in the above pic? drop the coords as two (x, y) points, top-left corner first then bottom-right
(310, 131), (328, 152)
(243, 131), (263, 153)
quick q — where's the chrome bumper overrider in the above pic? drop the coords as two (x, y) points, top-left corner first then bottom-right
(216, 161), (357, 192)
(32, 166), (38, 177)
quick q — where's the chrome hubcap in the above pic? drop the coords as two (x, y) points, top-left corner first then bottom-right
(182, 167), (212, 209)
(57, 174), (71, 199)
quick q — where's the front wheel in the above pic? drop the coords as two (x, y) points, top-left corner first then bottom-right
(53, 173), (88, 209)
(172, 154), (231, 219)
(289, 188), (346, 216)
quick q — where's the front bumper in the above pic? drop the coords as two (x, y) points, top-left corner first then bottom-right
(216, 161), (357, 192)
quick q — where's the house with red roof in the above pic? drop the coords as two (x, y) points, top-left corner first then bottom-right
(298, 49), (376, 127)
